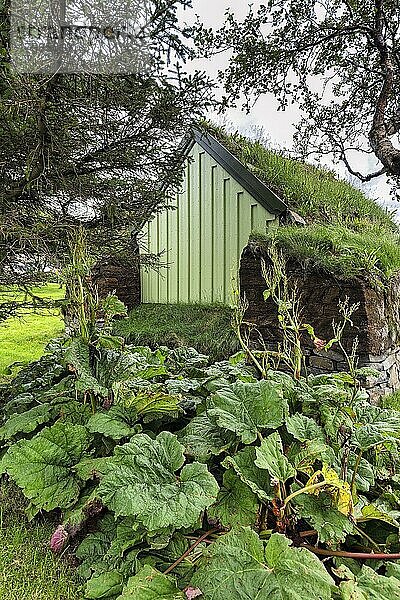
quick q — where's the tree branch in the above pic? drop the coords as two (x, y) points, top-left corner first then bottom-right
(340, 147), (387, 182)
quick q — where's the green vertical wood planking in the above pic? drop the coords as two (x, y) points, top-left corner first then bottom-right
(140, 142), (278, 305)
(148, 217), (157, 303)
(168, 202), (179, 303)
(210, 164), (216, 302)
(201, 153), (213, 302)
(228, 178), (241, 304)
(252, 202), (266, 233)
(212, 163), (225, 302)
(178, 158), (190, 302)
(222, 177), (232, 303)
(158, 209), (168, 303)
(239, 191), (252, 248)
(190, 149), (201, 302)
(141, 223), (149, 302)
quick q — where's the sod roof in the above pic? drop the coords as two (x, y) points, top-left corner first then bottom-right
(201, 123), (400, 283)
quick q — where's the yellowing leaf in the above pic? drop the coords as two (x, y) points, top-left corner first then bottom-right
(305, 466), (354, 517)
(322, 466), (354, 517)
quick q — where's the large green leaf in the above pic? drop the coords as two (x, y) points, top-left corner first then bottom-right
(85, 571), (124, 599)
(98, 432), (219, 530)
(2, 423), (90, 512)
(0, 403), (56, 440)
(292, 491), (354, 544)
(74, 457), (111, 481)
(191, 528), (334, 600)
(319, 402), (353, 444)
(222, 447), (273, 501)
(338, 565), (400, 599)
(128, 390), (182, 423)
(207, 380), (287, 444)
(286, 413), (325, 443)
(353, 403), (400, 450)
(344, 453), (375, 492)
(76, 514), (117, 579)
(117, 565), (184, 599)
(65, 337), (108, 398)
(255, 432), (296, 483)
(87, 406), (139, 441)
(208, 469), (259, 528)
(356, 496), (400, 528)
(288, 439), (335, 475)
(177, 415), (236, 462)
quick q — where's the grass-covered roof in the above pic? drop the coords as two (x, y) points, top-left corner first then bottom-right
(202, 123), (400, 283)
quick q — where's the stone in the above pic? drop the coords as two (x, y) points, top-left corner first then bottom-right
(92, 255), (140, 311)
(381, 354), (398, 371)
(389, 367), (400, 389)
(363, 373), (389, 389)
(309, 356), (334, 371)
(315, 348), (345, 362)
(240, 244), (400, 357)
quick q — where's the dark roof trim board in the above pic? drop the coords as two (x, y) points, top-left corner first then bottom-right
(187, 129), (287, 215)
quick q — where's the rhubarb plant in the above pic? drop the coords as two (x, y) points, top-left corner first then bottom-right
(1, 337), (400, 599)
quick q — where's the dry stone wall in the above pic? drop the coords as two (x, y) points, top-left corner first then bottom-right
(92, 255), (141, 311)
(239, 243), (400, 402)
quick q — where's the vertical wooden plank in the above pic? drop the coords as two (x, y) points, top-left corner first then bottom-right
(156, 215), (161, 303)
(140, 223), (149, 302)
(201, 153), (213, 303)
(250, 203), (257, 232)
(146, 223), (151, 302)
(178, 156), (190, 303)
(212, 164), (224, 303)
(158, 209), (168, 303)
(168, 200), (179, 303)
(252, 202), (264, 233)
(225, 179), (242, 304)
(223, 176), (232, 304)
(166, 209), (170, 303)
(238, 191), (251, 251)
(146, 217), (155, 303)
(189, 149), (201, 302)
(210, 163), (215, 303)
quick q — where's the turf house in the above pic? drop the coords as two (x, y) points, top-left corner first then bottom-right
(101, 124), (400, 400)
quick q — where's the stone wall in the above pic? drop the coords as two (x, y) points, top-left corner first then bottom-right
(239, 242), (400, 401)
(91, 255), (141, 311)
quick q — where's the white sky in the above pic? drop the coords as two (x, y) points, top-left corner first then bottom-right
(180, 0), (399, 219)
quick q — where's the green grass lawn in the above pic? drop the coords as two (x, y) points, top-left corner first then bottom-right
(0, 284), (64, 375)
(0, 286), (81, 599)
(114, 302), (240, 361)
(0, 484), (83, 600)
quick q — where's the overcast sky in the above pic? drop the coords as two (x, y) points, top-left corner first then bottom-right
(179, 1), (399, 219)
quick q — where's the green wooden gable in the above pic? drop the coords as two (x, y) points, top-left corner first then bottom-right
(141, 130), (287, 305)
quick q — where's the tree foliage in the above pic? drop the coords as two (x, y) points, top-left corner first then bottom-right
(195, 0), (400, 183)
(0, 0), (212, 292)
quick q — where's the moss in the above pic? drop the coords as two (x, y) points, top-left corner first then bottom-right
(250, 225), (400, 283)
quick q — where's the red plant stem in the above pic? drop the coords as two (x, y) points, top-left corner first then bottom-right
(299, 530), (317, 538)
(302, 544), (400, 560)
(163, 528), (219, 575)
